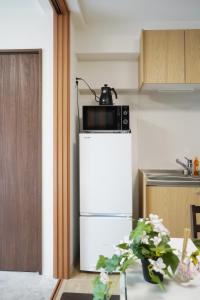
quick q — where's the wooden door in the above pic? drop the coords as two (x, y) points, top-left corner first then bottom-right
(185, 29), (200, 83)
(143, 30), (185, 83)
(0, 51), (41, 272)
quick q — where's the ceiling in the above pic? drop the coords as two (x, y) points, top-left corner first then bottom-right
(68, 0), (200, 26)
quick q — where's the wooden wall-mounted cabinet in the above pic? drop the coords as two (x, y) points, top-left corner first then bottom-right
(185, 30), (200, 83)
(139, 29), (200, 90)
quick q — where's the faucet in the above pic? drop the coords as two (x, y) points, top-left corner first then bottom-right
(176, 157), (193, 176)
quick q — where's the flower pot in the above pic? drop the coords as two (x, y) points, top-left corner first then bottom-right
(141, 259), (163, 284)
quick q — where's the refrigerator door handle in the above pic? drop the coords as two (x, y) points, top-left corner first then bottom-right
(80, 212), (133, 218)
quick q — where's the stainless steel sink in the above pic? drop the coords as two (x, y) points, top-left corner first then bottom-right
(146, 173), (200, 186)
(148, 175), (200, 181)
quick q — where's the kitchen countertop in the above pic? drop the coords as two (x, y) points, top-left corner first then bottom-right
(141, 169), (200, 187)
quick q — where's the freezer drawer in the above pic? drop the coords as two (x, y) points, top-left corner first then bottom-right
(80, 133), (132, 215)
(80, 216), (132, 271)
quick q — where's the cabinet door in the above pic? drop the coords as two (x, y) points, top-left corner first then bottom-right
(143, 30), (185, 83)
(139, 30), (144, 88)
(185, 29), (200, 83)
(146, 186), (200, 238)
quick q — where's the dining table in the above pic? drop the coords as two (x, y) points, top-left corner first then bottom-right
(120, 238), (200, 300)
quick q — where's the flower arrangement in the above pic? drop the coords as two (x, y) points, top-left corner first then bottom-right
(92, 214), (200, 300)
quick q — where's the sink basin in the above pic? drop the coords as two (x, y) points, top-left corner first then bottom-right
(146, 174), (200, 186)
(148, 175), (200, 181)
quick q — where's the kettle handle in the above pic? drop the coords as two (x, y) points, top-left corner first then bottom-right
(111, 88), (118, 99)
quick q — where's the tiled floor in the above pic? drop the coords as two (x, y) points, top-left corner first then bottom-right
(0, 271), (57, 300)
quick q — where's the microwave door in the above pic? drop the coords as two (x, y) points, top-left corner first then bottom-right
(83, 106), (121, 130)
(97, 109), (117, 130)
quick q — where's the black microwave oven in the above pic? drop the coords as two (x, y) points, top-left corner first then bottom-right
(82, 105), (129, 131)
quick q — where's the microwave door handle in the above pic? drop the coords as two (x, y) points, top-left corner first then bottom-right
(111, 88), (118, 99)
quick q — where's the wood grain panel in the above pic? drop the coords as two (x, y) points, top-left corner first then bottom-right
(139, 170), (147, 217)
(51, 0), (70, 279)
(50, 279), (63, 300)
(0, 51), (41, 271)
(62, 11), (70, 280)
(143, 30), (185, 83)
(138, 30), (144, 89)
(53, 8), (58, 278)
(146, 186), (200, 237)
(185, 29), (200, 83)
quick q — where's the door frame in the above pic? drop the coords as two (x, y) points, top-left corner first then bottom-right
(49, 0), (70, 279)
(0, 49), (42, 273)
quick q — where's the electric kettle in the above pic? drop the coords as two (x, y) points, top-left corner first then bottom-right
(99, 84), (117, 105)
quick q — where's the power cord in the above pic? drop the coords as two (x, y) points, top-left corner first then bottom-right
(76, 77), (100, 103)
(76, 78), (81, 132)
(76, 77), (100, 132)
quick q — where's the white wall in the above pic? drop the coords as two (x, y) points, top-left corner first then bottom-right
(75, 20), (200, 54)
(0, 0), (54, 276)
(137, 93), (200, 168)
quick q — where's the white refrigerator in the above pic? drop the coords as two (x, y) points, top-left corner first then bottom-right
(79, 132), (132, 271)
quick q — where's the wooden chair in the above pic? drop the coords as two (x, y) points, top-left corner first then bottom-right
(190, 205), (200, 238)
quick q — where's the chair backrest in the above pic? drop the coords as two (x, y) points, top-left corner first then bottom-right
(190, 205), (200, 239)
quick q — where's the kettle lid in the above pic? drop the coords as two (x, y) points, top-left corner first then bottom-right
(102, 84), (109, 89)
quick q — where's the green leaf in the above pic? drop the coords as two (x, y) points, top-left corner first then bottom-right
(119, 257), (135, 273)
(131, 243), (144, 259)
(162, 252), (179, 273)
(96, 254), (121, 273)
(141, 246), (151, 257)
(190, 249), (200, 266)
(96, 255), (107, 270)
(104, 255), (121, 273)
(129, 221), (145, 242)
(150, 243), (172, 257)
(116, 243), (129, 250)
(130, 220), (153, 244)
(148, 265), (165, 290)
(92, 276), (110, 300)
(164, 267), (173, 279)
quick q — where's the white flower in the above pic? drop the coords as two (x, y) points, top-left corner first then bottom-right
(149, 258), (166, 275)
(138, 218), (144, 222)
(151, 236), (162, 246)
(141, 231), (149, 244)
(127, 248), (134, 257)
(100, 272), (109, 285)
(148, 214), (170, 235)
(149, 214), (161, 222)
(149, 213), (159, 219)
(120, 257), (125, 266)
(113, 235), (133, 256)
(153, 223), (170, 235)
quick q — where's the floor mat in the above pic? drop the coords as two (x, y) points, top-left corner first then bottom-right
(61, 292), (120, 300)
